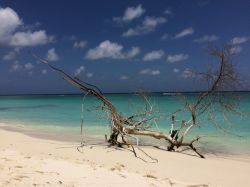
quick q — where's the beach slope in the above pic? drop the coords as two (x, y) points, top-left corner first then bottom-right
(0, 128), (250, 187)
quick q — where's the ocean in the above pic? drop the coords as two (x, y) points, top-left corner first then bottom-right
(0, 93), (249, 156)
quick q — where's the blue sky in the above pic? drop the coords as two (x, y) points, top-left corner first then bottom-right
(0, 0), (249, 94)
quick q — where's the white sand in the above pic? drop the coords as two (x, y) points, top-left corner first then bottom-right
(0, 128), (250, 187)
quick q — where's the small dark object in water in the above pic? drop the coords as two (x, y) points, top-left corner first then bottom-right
(170, 130), (178, 141)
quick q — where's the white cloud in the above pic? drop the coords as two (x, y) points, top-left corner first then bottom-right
(173, 68), (180, 73)
(122, 29), (137, 37)
(73, 40), (87, 48)
(193, 35), (219, 43)
(0, 7), (52, 47)
(139, 68), (151, 74)
(41, 69), (47, 75)
(126, 47), (140, 58)
(10, 61), (22, 72)
(3, 51), (16, 61)
(143, 50), (164, 61)
(182, 68), (196, 78)
(24, 63), (34, 70)
(74, 66), (85, 77)
(9, 61), (34, 73)
(113, 4), (145, 23)
(175, 27), (194, 39)
(47, 48), (59, 61)
(85, 40), (140, 60)
(10, 30), (52, 47)
(86, 40), (121, 60)
(139, 68), (160, 76)
(87, 72), (93, 78)
(123, 16), (167, 37)
(0, 7), (22, 43)
(231, 36), (249, 45)
(228, 37), (248, 54)
(23, 22), (41, 30)
(164, 9), (172, 15)
(230, 46), (242, 54)
(120, 75), (129, 80)
(151, 70), (160, 75)
(167, 54), (189, 63)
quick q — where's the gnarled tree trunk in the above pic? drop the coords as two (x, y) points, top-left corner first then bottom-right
(33, 45), (240, 159)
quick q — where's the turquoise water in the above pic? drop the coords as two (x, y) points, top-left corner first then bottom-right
(0, 93), (250, 156)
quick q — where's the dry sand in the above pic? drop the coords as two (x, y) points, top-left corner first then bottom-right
(0, 128), (250, 187)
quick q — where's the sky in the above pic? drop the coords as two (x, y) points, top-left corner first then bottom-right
(0, 0), (250, 94)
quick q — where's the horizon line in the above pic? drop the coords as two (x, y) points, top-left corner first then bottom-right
(0, 90), (250, 96)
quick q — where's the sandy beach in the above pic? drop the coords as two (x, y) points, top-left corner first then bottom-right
(0, 128), (250, 187)
(1, 0), (250, 186)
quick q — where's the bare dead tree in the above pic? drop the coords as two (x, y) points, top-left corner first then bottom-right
(33, 44), (242, 159)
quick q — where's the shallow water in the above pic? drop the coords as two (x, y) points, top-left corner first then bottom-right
(0, 93), (249, 156)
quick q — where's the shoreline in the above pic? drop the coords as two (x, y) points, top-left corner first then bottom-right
(1, 127), (250, 186)
(1, 122), (250, 161)
(0, 123), (105, 144)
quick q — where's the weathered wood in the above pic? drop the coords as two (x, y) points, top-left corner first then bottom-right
(33, 45), (240, 159)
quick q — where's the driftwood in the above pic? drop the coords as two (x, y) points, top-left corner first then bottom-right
(33, 45), (241, 159)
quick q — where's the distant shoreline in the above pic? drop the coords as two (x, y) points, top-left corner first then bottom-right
(1, 121), (250, 158)
(1, 90), (250, 97)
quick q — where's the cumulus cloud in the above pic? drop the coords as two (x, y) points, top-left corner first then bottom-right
(10, 61), (22, 72)
(173, 68), (180, 73)
(9, 61), (34, 72)
(113, 4), (145, 23)
(126, 47), (140, 58)
(0, 7), (52, 47)
(227, 36), (248, 55)
(85, 40), (140, 60)
(10, 30), (52, 47)
(143, 50), (164, 61)
(231, 36), (249, 45)
(174, 27), (194, 39)
(151, 70), (160, 75)
(182, 68), (196, 78)
(139, 68), (160, 75)
(122, 16), (167, 37)
(2, 51), (16, 61)
(164, 9), (172, 15)
(0, 7), (22, 41)
(139, 68), (151, 74)
(74, 66), (85, 77)
(73, 40), (87, 48)
(87, 72), (93, 78)
(120, 75), (129, 80)
(47, 48), (59, 61)
(230, 46), (242, 54)
(24, 63), (34, 70)
(86, 40), (122, 60)
(167, 54), (189, 63)
(193, 35), (219, 43)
